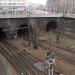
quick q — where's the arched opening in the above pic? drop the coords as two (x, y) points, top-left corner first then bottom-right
(0, 27), (6, 39)
(46, 20), (57, 32)
(17, 23), (29, 37)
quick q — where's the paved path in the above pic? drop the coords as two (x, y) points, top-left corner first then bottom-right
(0, 53), (18, 75)
(0, 59), (7, 75)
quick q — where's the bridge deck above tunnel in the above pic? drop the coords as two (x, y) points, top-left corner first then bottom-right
(64, 14), (75, 19)
(0, 13), (75, 19)
(0, 13), (63, 19)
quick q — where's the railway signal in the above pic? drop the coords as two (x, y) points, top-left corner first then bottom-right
(46, 51), (64, 75)
(46, 51), (55, 75)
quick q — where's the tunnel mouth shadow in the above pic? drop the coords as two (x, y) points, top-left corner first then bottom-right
(0, 27), (6, 39)
(17, 23), (29, 38)
(46, 20), (57, 32)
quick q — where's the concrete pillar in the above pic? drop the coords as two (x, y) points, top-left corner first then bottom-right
(6, 19), (11, 40)
(30, 19), (38, 49)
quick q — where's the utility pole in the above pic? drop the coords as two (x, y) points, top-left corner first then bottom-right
(73, 0), (74, 14)
(33, 23), (38, 49)
(27, 5), (31, 47)
(56, 17), (60, 43)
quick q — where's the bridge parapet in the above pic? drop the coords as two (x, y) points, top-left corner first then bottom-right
(0, 13), (75, 19)
(0, 13), (63, 19)
(64, 14), (75, 19)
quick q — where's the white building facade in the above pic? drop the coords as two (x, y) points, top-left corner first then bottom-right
(0, 0), (29, 14)
(46, 0), (75, 14)
(0, 0), (28, 6)
(0, 0), (47, 14)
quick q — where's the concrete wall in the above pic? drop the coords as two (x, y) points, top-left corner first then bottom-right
(63, 18), (75, 32)
(0, 17), (62, 39)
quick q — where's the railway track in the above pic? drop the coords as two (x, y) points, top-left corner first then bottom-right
(59, 31), (75, 40)
(38, 39), (75, 65)
(0, 40), (45, 75)
(39, 31), (75, 40)
(0, 43), (29, 75)
(38, 39), (75, 54)
(0, 40), (35, 75)
(4, 39), (39, 64)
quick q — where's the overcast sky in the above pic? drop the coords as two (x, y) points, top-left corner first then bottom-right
(28, 0), (47, 5)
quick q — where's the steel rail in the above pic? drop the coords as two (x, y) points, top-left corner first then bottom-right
(38, 41), (75, 65)
(0, 40), (45, 75)
(0, 40), (35, 75)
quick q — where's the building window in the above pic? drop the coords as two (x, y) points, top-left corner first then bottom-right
(0, 3), (2, 5)
(17, 0), (20, 1)
(13, 3), (16, 5)
(9, 3), (12, 5)
(22, 3), (25, 5)
(4, 3), (7, 5)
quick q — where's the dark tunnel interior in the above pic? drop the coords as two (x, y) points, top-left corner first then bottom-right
(46, 20), (57, 32)
(0, 27), (6, 39)
(17, 23), (29, 37)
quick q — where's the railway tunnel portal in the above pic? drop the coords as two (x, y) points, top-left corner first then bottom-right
(17, 23), (29, 37)
(46, 20), (58, 32)
(0, 17), (74, 39)
(0, 26), (6, 39)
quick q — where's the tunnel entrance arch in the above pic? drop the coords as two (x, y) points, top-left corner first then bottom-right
(46, 20), (57, 32)
(0, 26), (6, 39)
(17, 23), (29, 38)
